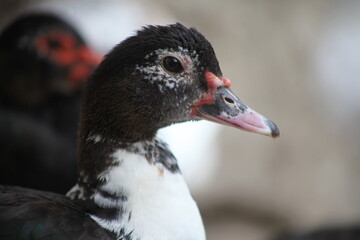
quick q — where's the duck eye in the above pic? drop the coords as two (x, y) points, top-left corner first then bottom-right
(163, 56), (183, 73)
(48, 39), (62, 49)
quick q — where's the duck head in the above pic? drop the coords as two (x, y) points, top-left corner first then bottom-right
(81, 23), (279, 142)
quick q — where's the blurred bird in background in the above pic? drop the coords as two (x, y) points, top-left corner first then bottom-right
(0, 12), (101, 193)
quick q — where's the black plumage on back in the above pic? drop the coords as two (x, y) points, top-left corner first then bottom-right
(0, 186), (115, 240)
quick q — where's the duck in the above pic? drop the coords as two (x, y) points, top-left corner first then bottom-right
(0, 23), (279, 240)
(0, 12), (101, 193)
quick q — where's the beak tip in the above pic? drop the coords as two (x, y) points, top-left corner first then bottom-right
(271, 131), (280, 138)
(265, 119), (280, 138)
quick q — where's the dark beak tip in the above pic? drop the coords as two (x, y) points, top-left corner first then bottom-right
(266, 119), (280, 138)
(271, 129), (280, 138)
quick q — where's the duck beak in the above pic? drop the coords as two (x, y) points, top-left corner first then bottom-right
(191, 72), (279, 138)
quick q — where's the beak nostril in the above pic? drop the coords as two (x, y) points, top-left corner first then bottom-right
(224, 97), (234, 104)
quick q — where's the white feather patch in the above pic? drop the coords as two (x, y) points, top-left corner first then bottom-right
(93, 148), (206, 240)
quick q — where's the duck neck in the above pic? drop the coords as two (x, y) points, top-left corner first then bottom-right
(68, 132), (181, 197)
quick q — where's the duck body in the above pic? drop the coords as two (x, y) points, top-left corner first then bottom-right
(0, 139), (204, 240)
(0, 23), (279, 239)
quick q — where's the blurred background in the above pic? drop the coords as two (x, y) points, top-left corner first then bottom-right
(1, 0), (360, 239)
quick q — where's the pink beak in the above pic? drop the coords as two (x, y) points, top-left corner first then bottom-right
(191, 72), (279, 138)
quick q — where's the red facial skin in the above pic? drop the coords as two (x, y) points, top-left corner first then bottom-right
(35, 30), (102, 89)
(191, 71), (231, 116)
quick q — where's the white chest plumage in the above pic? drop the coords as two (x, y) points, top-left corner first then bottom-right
(90, 148), (206, 240)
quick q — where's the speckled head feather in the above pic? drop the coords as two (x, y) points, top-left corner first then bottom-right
(81, 23), (223, 143)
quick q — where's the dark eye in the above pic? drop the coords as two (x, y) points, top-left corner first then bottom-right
(163, 56), (183, 73)
(48, 39), (62, 49)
